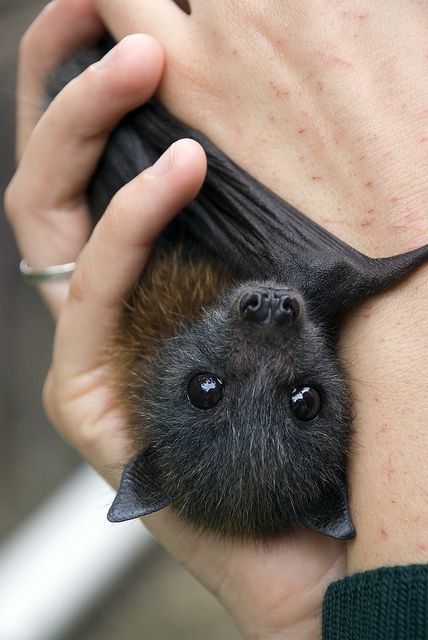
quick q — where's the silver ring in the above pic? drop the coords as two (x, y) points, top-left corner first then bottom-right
(19, 259), (76, 283)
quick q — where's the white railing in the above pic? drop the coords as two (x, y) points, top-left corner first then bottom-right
(0, 465), (153, 640)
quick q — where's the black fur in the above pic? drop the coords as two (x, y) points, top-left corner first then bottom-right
(47, 37), (428, 540)
(137, 282), (351, 539)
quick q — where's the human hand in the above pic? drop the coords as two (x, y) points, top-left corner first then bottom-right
(5, 2), (205, 482)
(5, 2), (345, 640)
(93, 0), (428, 256)
(91, 0), (428, 574)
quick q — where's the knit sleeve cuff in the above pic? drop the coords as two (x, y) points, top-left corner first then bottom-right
(322, 564), (428, 640)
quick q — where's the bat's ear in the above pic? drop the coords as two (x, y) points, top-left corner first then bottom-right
(301, 481), (355, 540)
(108, 448), (172, 523)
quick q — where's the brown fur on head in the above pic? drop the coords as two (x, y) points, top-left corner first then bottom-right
(112, 243), (232, 446)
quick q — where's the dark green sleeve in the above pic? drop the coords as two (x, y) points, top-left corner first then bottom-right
(322, 564), (428, 640)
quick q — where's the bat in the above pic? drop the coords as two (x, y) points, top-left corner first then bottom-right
(47, 37), (428, 541)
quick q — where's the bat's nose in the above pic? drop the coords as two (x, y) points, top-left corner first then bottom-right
(239, 289), (302, 327)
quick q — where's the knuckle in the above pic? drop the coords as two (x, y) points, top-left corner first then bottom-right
(19, 2), (55, 63)
(76, 421), (100, 452)
(18, 29), (33, 59)
(42, 369), (57, 425)
(67, 267), (89, 304)
(42, 367), (99, 452)
(104, 190), (132, 235)
(19, 23), (40, 62)
(54, 72), (104, 141)
(3, 179), (20, 223)
(104, 195), (123, 232)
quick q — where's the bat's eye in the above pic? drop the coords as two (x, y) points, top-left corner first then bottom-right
(289, 386), (321, 421)
(187, 373), (224, 410)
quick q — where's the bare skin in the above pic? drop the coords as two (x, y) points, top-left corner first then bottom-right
(5, 1), (427, 639)
(93, 0), (428, 256)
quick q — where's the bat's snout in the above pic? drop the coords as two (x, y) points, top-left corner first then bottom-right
(238, 287), (303, 328)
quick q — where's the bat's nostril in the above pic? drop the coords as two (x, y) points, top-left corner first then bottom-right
(239, 292), (269, 322)
(245, 293), (261, 311)
(239, 288), (303, 327)
(276, 295), (301, 326)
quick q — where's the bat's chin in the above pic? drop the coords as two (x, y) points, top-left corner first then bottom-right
(162, 434), (332, 540)
(171, 472), (319, 540)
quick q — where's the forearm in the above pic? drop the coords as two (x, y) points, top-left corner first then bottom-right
(342, 266), (428, 573)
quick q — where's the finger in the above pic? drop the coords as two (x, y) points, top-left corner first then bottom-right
(92, 0), (190, 43)
(14, 33), (164, 222)
(54, 139), (206, 373)
(17, 0), (104, 160)
(6, 35), (165, 317)
(21, 34), (163, 209)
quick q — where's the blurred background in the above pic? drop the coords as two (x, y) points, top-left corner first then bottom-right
(0, 1), (240, 638)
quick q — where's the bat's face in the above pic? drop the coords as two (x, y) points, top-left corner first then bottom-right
(137, 281), (352, 539)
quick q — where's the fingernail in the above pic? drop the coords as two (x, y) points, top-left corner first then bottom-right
(145, 145), (175, 177)
(96, 44), (119, 69)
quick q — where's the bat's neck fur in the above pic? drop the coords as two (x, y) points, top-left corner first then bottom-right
(111, 243), (232, 445)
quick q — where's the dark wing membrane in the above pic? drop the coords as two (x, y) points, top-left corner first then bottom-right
(132, 101), (366, 279)
(296, 242), (428, 321)
(47, 39), (428, 320)
(46, 39), (366, 276)
(97, 99), (428, 318)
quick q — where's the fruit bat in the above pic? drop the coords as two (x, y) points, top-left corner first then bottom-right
(47, 38), (428, 541)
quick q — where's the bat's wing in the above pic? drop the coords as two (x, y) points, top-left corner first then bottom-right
(140, 100), (427, 316)
(171, 130), (428, 319)
(107, 448), (172, 523)
(48, 42), (428, 323)
(110, 101), (428, 321)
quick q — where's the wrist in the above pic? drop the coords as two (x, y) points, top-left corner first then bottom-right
(241, 618), (320, 640)
(221, 542), (344, 640)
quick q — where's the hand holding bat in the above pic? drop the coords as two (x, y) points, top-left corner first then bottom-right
(5, 3), (346, 639)
(5, 2), (427, 639)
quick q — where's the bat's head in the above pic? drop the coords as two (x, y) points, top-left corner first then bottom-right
(110, 272), (354, 540)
